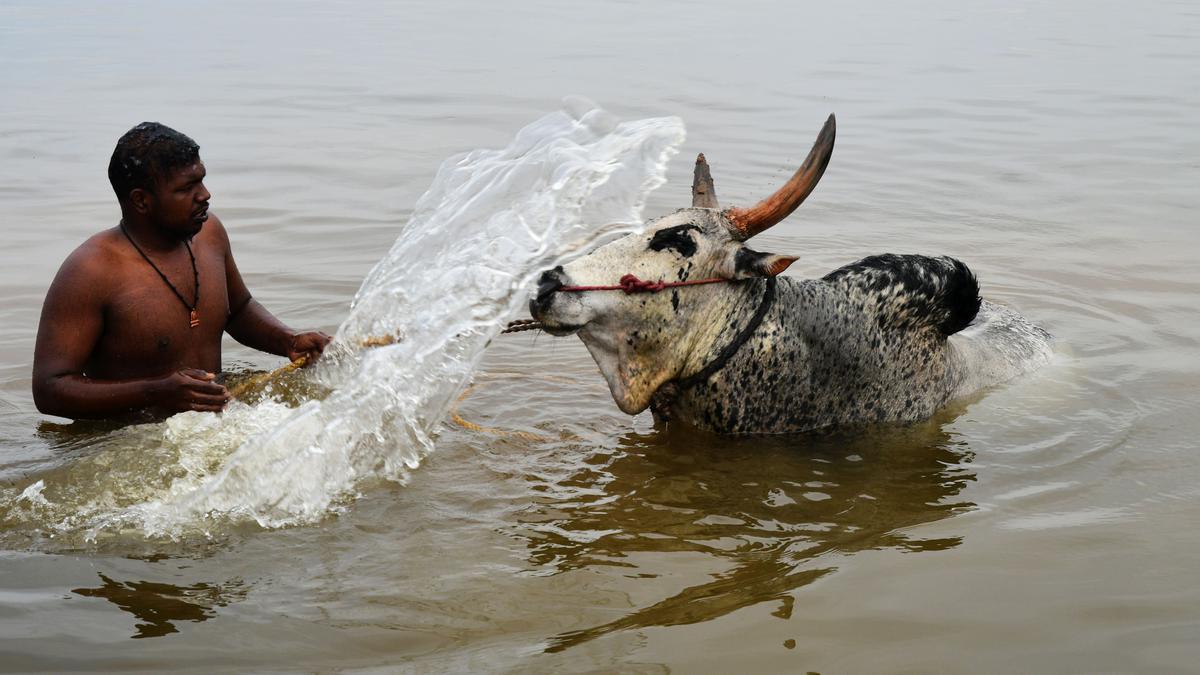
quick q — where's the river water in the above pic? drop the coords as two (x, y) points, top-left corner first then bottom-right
(2, 1), (1199, 672)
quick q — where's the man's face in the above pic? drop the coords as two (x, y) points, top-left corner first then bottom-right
(148, 160), (211, 239)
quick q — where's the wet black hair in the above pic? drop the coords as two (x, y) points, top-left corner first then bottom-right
(107, 122), (200, 203)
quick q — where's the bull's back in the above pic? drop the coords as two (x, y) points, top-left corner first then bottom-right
(678, 277), (961, 433)
(673, 269), (1051, 434)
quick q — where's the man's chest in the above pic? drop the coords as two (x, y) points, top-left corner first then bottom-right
(99, 255), (230, 364)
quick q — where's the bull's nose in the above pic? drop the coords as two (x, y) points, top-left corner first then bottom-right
(530, 266), (565, 318)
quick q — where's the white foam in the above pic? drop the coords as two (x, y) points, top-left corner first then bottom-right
(16, 481), (48, 508)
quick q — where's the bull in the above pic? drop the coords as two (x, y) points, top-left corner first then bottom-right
(529, 115), (1053, 434)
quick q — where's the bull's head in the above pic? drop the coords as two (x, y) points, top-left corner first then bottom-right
(530, 115), (836, 414)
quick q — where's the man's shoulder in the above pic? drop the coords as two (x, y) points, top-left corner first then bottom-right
(57, 228), (125, 280)
(37, 229), (120, 308)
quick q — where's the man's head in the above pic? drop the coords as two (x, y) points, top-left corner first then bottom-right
(108, 122), (210, 238)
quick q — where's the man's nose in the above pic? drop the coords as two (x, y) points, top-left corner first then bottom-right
(197, 182), (211, 202)
(530, 266), (565, 317)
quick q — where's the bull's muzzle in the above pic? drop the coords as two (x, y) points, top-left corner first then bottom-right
(530, 266), (566, 319)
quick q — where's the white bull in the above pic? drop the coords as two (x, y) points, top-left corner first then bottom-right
(530, 115), (1052, 434)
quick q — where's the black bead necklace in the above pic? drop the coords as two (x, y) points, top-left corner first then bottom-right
(119, 221), (200, 328)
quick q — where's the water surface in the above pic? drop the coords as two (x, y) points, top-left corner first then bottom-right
(2, 1), (1199, 672)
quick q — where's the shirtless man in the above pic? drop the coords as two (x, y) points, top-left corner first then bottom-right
(32, 122), (332, 419)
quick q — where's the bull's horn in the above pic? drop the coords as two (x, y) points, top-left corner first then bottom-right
(726, 114), (836, 239)
(692, 153), (719, 208)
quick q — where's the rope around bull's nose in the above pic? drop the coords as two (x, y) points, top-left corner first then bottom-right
(449, 372), (585, 443)
(225, 334), (400, 399)
(226, 322), (547, 402)
(225, 329), (563, 442)
(450, 381), (549, 442)
(501, 319), (543, 334)
(228, 272), (725, 435)
(516, 272), (731, 334)
(559, 273), (727, 294)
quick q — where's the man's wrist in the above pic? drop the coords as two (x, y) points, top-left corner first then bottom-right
(140, 373), (169, 409)
(278, 330), (298, 358)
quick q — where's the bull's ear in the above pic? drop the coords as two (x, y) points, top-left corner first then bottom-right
(724, 246), (798, 279)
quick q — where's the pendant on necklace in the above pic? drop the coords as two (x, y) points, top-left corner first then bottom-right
(190, 310), (200, 329)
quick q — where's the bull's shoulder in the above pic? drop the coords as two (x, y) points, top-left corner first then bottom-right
(821, 254), (981, 336)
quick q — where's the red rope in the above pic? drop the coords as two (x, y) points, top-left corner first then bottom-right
(559, 274), (728, 294)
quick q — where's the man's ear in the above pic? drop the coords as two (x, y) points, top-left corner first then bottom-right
(128, 188), (152, 215)
(722, 245), (798, 279)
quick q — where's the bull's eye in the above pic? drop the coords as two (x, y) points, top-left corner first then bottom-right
(648, 224), (700, 258)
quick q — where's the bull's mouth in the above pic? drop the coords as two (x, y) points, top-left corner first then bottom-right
(537, 320), (585, 337)
(529, 289), (585, 336)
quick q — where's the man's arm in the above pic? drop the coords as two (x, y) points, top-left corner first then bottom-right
(215, 215), (331, 363)
(32, 245), (228, 419)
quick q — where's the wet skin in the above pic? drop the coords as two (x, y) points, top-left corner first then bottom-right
(32, 160), (331, 419)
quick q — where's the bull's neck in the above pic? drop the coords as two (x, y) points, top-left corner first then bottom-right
(676, 277), (777, 384)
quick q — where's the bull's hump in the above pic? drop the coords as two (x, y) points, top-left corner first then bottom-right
(822, 254), (982, 337)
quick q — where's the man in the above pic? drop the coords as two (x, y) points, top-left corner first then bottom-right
(32, 122), (332, 419)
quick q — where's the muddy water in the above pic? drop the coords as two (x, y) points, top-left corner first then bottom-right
(2, 1), (1200, 672)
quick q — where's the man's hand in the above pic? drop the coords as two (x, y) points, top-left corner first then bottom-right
(288, 331), (333, 365)
(156, 369), (231, 413)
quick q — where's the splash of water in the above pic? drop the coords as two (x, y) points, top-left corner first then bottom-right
(0, 100), (684, 543)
